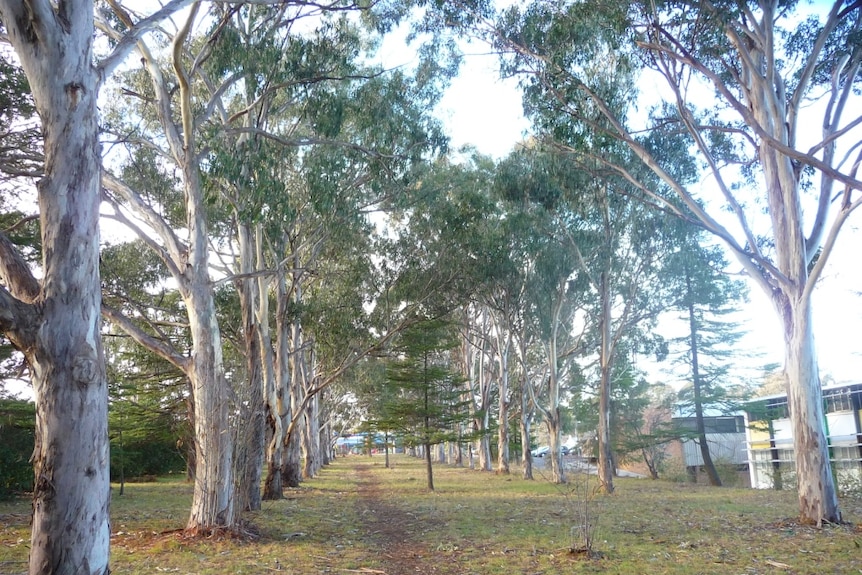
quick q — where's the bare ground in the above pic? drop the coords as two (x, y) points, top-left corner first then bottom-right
(351, 462), (471, 575)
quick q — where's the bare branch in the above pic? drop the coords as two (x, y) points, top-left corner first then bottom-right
(101, 173), (189, 278)
(102, 303), (191, 372)
(97, 0), (198, 83)
(0, 283), (39, 353)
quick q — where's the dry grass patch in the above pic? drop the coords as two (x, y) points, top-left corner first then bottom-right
(1, 455), (861, 574)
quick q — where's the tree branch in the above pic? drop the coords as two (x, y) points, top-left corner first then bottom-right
(102, 303), (190, 372)
(0, 229), (40, 303)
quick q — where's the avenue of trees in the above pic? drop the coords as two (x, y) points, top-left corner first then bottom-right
(0, 0), (859, 573)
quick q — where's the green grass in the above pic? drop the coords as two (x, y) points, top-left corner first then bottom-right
(1, 456), (861, 574)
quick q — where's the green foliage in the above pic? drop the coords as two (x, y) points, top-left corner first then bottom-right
(0, 52), (40, 188)
(0, 399), (34, 498)
(371, 317), (470, 450)
(108, 371), (189, 482)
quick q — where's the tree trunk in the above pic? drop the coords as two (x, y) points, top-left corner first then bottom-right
(546, 407), (564, 483)
(496, 329), (511, 474)
(520, 414), (534, 480)
(303, 390), (321, 479)
(544, 340), (566, 484)
(286, 254), (308, 484)
(686, 270), (722, 486)
(184, 276), (235, 532)
(236, 222), (265, 511)
(782, 297), (841, 525)
(477, 412), (492, 471)
(597, 270), (615, 494)
(0, 2), (110, 572)
(516, 335), (534, 480)
(265, 259), (291, 497)
(319, 393), (331, 466)
(385, 432), (391, 468)
(183, 159), (235, 531)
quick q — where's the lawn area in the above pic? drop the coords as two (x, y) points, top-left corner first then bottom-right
(1, 455), (861, 574)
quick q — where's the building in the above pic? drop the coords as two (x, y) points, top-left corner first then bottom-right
(744, 383), (862, 490)
(673, 406), (749, 467)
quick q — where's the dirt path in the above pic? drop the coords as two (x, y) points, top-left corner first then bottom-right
(351, 462), (455, 575)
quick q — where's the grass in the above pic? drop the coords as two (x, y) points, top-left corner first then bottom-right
(1, 455), (861, 574)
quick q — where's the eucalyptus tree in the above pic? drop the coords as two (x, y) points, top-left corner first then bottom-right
(98, 2), (251, 532)
(495, 150), (590, 485)
(494, 0), (860, 523)
(0, 0), (198, 570)
(495, 147), (680, 491)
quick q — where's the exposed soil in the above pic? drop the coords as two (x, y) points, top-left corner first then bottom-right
(351, 462), (459, 575)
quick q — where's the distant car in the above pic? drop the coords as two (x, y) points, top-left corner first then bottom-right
(560, 445), (570, 456)
(531, 446), (550, 458)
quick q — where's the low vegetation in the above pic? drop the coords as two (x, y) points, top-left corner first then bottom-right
(1, 455), (860, 575)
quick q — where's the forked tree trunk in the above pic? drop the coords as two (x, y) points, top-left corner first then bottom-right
(0, 2), (110, 573)
(265, 259), (292, 497)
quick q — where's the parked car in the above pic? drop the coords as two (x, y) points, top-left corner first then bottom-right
(560, 445), (570, 456)
(530, 446), (550, 458)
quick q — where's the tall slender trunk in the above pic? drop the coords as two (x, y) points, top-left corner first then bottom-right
(236, 222), (265, 511)
(183, 134), (235, 531)
(686, 270), (721, 486)
(424, 356), (435, 491)
(496, 329), (511, 474)
(303, 381), (321, 479)
(284, 253), (306, 485)
(516, 333), (534, 480)
(318, 390), (331, 466)
(264, 259), (289, 497)
(544, 323), (565, 484)
(597, 269), (614, 494)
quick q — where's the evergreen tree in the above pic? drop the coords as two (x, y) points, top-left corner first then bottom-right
(379, 317), (468, 490)
(664, 234), (752, 486)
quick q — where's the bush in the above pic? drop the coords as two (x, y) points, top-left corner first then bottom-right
(110, 435), (186, 481)
(0, 399), (35, 498)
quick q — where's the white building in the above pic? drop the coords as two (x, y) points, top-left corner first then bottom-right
(672, 406), (748, 468)
(744, 383), (862, 490)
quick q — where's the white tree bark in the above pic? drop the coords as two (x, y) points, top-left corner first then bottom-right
(0, 1), (109, 572)
(236, 221), (265, 512)
(492, 315), (512, 474)
(100, 5), (238, 532)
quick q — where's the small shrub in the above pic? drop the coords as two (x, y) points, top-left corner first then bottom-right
(659, 459), (692, 484)
(835, 468), (862, 498)
(714, 459), (743, 487)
